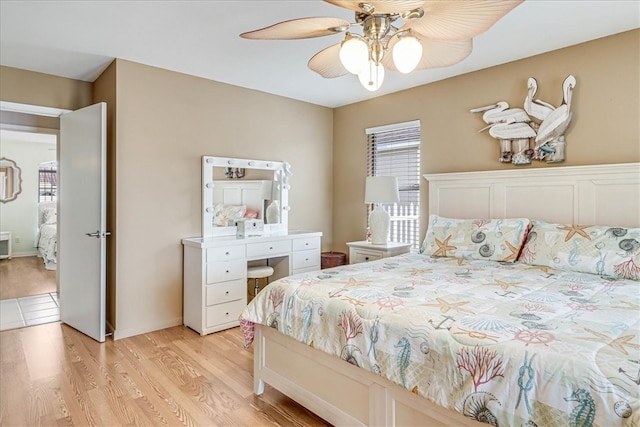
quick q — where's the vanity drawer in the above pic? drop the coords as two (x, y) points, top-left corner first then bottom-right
(207, 245), (245, 262)
(246, 240), (290, 258)
(206, 279), (245, 305)
(206, 259), (246, 283)
(206, 300), (245, 328)
(292, 236), (320, 252)
(292, 249), (321, 271)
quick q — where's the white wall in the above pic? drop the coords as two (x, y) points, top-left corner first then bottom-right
(0, 138), (56, 255)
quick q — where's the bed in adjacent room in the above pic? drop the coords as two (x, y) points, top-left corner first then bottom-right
(240, 163), (639, 427)
(34, 202), (57, 270)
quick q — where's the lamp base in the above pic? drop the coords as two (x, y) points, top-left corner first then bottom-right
(369, 205), (390, 245)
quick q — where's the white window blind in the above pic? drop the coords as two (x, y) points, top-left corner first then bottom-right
(366, 120), (421, 250)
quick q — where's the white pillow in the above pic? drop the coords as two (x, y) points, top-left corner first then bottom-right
(42, 208), (57, 225)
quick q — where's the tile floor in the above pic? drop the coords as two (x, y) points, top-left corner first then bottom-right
(0, 292), (60, 331)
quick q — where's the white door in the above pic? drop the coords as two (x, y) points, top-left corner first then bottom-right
(59, 102), (107, 342)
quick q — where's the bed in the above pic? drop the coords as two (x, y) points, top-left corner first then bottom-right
(34, 202), (57, 270)
(239, 163), (639, 427)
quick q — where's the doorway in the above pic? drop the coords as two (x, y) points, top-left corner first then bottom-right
(0, 127), (60, 330)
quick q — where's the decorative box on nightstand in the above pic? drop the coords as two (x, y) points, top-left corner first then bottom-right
(346, 241), (411, 264)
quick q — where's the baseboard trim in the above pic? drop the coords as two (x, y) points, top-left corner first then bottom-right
(112, 316), (183, 340)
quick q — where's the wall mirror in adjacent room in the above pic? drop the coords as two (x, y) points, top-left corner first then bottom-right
(201, 156), (291, 237)
(0, 157), (22, 203)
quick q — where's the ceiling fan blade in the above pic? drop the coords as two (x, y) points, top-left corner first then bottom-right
(308, 43), (349, 78)
(324, 0), (426, 14)
(382, 36), (472, 71)
(406, 0), (523, 40)
(240, 17), (350, 40)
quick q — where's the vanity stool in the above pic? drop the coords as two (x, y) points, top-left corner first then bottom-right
(248, 265), (274, 298)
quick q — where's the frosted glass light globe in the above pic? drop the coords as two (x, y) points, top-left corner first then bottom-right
(393, 36), (422, 73)
(339, 37), (369, 75)
(358, 61), (385, 91)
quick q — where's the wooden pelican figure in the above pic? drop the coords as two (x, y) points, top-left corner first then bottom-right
(470, 101), (531, 126)
(482, 118), (537, 164)
(535, 75), (576, 148)
(524, 77), (555, 124)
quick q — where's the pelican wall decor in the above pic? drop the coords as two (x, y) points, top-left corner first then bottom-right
(471, 75), (577, 165)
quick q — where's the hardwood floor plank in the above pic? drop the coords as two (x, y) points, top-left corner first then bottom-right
(1, 323), (331, 427)
(0, 256), (57, 300)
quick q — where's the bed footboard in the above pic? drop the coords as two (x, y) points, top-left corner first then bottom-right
(253, 324), (482, 427)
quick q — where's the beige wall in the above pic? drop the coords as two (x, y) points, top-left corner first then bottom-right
(0, 66), (92, 110)
(333, 29), (640, 253)
(111, 60), (333, 338)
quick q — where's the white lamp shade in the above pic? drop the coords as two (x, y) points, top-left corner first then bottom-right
(339, 36), (369, 75)
(393, 36), (423, 73)
(358, 61), (385, 92)
(365, 176), (399, 204)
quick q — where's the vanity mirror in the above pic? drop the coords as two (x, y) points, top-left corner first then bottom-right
(0, 157), (22, 203)
(202, 156), (291, 237)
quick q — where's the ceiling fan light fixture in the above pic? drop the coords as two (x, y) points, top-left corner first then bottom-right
(358, 60), (384, 91)
(393, 34), (422, 73)
(339, 34), (369, 74)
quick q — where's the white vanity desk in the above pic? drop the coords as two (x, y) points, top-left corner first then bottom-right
(183, 231), (321, 335)
(183, 156), (322, 335)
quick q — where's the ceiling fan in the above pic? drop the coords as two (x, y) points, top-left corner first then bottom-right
(241, 0), (523, 91)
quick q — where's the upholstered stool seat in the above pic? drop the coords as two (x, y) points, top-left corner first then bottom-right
(248, 265), (274, 297)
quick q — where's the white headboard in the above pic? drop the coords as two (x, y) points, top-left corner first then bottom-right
(424, 163), (640, 227)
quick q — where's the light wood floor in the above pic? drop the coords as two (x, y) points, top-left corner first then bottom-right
(0, 256), (57, 300)
(0, 322), (331, 427)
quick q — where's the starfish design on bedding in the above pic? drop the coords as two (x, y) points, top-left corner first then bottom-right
(611, 301), (640, 311)
(558, 224), (592, 242)
(422, 297), (472, 314)
(433, 235), (456, 257)
(580, 328), (640, 356)
(490, 279), (523, 291)
(343, 277), (372, 288)
(501, 241), (520, 262)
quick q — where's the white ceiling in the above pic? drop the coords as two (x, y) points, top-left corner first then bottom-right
(1, 1), (638, 108)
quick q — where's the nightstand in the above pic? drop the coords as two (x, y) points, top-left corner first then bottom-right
(346, 241), (411, 264)
(0, 231), (12, 260)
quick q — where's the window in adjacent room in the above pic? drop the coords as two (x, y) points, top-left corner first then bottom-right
(38, 161), (57, 202)
(366, 120), (421, 250)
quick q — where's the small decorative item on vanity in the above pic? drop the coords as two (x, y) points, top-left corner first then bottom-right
(365, 176), (399, 245)
(470, 74), (576, 165)
(225, 167), (245, 179)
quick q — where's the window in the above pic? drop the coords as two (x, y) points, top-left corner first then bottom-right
(366, 120), (421, 250)
(38, 161), (57, 202)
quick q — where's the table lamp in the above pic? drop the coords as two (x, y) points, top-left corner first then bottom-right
(365, 176), (400, 245)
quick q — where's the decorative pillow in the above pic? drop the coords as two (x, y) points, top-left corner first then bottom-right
(42, 207), (57, 225)
(212, 203), (246, 226)
(421, 215), (530, 262)
(243, 208), (259, 219)
(519, 221), (640, 281)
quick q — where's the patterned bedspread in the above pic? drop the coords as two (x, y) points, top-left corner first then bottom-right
(36, 223), (57, 266)
(240, 253), (640, 426)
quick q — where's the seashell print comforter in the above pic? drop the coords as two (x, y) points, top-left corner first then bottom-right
(240, 253), (640, 426)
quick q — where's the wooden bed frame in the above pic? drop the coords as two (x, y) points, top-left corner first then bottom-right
(252, 163), (640, 426)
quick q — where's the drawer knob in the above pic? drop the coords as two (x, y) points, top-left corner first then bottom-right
(365, 257), (369, 260)
(305, 242), (309, 246)
(225, 291), (229, 295)
(225, 251), (230, 255)
(225, 270), (229, 273)
(225, 312), (230, 317)
(305, 258), (309, 261)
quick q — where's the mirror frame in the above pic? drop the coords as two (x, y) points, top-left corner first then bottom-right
(0, 157), (23, 203)
(202, 156), (291, 237)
